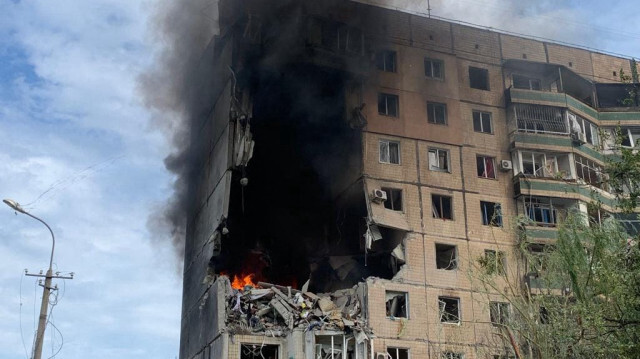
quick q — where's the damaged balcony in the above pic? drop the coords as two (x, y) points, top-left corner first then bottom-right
(504, 59), (596, 110)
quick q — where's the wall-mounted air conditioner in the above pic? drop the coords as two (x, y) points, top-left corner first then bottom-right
(500, 160), (513, 171)
(372, 189), (387, 203)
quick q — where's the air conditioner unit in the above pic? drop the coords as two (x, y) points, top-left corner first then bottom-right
(500, 160), (513, 171)
(572, 132), (586, 144)
(372, 189), (387, 203)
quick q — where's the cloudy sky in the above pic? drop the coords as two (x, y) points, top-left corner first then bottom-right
(1, 1), (639, 358)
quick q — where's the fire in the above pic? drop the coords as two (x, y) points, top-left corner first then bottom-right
(223, 273), (259, 290)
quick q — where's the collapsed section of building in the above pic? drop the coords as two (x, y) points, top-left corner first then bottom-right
(178, 0), (640, 358)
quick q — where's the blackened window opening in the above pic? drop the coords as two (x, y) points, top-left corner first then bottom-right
(439, 297), (460, 323)
(435, 243), (457, 270)
(386, 291), (408, 318)
(432, 194), (452, 219)
(469, 66), (489, 90)
(382, 187), (403, 211)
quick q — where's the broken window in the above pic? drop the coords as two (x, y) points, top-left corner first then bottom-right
(473, 110), (492, 134)
(435, 243), (457, 270)
(483, 249), (506, 275)
(476, 155), (496, 179)
(376, 50), (397, 72)
(438, 297), (461, 324)
(442, 353), (464, 359)
(385, 291), (408, 318)
(469, 66), (489, 90)
(574, 154), (605, 189)
(427, 102), (447, 125)
(514, 104), (566, 134)
(524, 198), (558, 226)
(240, 344), (278, 359)
(315, 334), (346, 359)
(616, 127), (640, 148)
(424, 58), (444, 79)
(480, 201), (502, 227)
(379, 93), (399, 117)
(428, 148), (450, 172)
(568, 112), (599, 146)
(380, 140), (400, 164)
(387, 347), (409, 359)
(513, 74), (541, 90)
(382, 187), (403, 211)
(432, 194), (453, 220)
(489, 302), (510, 326)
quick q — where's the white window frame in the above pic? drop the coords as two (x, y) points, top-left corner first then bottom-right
(472, 110), (493, 134)
(519, 151), (559, 178)
(490, 301), (511, 326)
(476, 155), (497, 179)
(427, 102), (447, 125)
(379, 140), (401, 164)
(424, 58), (444, 80)
(441, 353), (464, 359)
(568, 112), (599, 146)
(387, 347), (410, 359)
(524, 198), (558, 226)
(428, 148), (450, 172)
(512, 74), (541, 90)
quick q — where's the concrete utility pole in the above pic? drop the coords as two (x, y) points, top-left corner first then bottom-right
(3, 199), (73, 359)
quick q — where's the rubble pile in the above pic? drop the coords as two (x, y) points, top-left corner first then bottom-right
(224, 280), (370, 337)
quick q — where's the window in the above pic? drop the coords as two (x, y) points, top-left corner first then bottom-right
(428, 148), (450, 172)
(387, 348), (409, 359)
(380, 140), (400, 164)
(316, 19), (363, 54)
(480, 201), (502, 226)
(382, 188), (403, 211)
(574, 154), (605, 189)
(513, 74), (541, 90)
(427, 102), (447, 125)
(385, 291), (408, 318)
(424, 58), (444, 79)
(435, 243), (457, 270)
(521, 151), (561, 178)
(438, 297), (460, 324)
(525, 198), (557, 226)
(432, 194), (453, 220)
(483, 249), (506, 275)
(490, 302), (510, 326)
(515, 104), (566, 134)
(376, 50), (397, 72)
(241, 344), (278, 359)
(442, 353), (463, 359)
(469, 66), (489, 90)
(378, 93), (399, 117)
(619, 127), (640, 147)
(568, 112), (599, 146)
(476, 155), (496, 179)
(472, 111), (492, 134)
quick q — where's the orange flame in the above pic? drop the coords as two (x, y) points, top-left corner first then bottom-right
(222, 273), (258, 290)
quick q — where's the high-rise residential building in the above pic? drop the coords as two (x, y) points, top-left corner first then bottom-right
(179, 1), (640, 358)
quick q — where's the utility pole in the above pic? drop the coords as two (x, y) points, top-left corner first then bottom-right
(4, 199), (73, 359)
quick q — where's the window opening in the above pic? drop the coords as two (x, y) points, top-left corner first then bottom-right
(387, 348), (409, 359)
(513, 74), (541, 90)
(380, 140), (400, 164)
(480, 201), (502, 227)
(618, 127), (640, 148)
(520, 151), (559, 178)
(428, 148), (450, 172)
(483, 249), (506, 275)
(385, 291), (408, 318)
(376, 50), (397, 72)
(473, 111), (492, 134)
(427, 102), (447, 125)
(240, 344), (279, 359)
(378, 93), (399, 117)
(476, 155), (496, 179)
(435, 243), (457, 270)
(514, 104), (566, 134)
(469, 66), (489, 90)
(432, 194), (453, 219)
(490, 302), (510, 326)
(442, 353), (464, 359)
(568, 112), (599, 146)
(424, 58), (444, 79)
(382, 187), (403, 211)
(524, 198), (558, 226)
(574, 154), (605, 189)
(438, 297), (461, 324)
(315, 334), (345, 359)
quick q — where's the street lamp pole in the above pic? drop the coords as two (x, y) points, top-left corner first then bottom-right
(3, 199), (71, 359)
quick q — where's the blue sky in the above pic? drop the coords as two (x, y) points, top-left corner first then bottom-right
(1, 1), (639, 359)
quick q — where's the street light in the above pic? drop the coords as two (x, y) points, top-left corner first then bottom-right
(4, 199), (56, 359)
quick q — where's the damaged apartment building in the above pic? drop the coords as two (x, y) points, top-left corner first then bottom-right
(179, 0), (640, 358)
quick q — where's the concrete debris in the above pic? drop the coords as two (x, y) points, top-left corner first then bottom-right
(224, 282), (371, 337)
